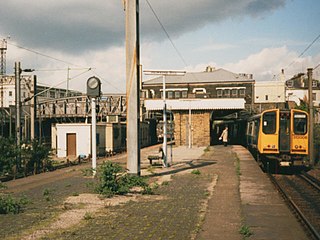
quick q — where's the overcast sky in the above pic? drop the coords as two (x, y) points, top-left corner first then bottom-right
(1, 0), (319, 93)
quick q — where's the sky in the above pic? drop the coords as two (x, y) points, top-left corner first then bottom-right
(0, 0), (320, 93)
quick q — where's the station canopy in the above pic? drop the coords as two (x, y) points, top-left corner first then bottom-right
(144, 98), (245, 111)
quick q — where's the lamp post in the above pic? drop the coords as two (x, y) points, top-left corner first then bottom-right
(87, 76), (101, 176)
(143, 70), (186, 167)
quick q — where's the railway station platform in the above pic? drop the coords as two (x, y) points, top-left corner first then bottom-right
(142, 144), (309, 240)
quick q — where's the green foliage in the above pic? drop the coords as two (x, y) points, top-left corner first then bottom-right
(95, 161), (151, 197)
(191, 169), (201, 175)
(0, 194), (28, 214)
(22, 140), (53, 175)
(43, 188), (53, 201)
(0, 137), (18, 176)
(83, 212), (93, 220)
(239, 224), (253, 238)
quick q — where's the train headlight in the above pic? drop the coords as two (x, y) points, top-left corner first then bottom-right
(295, 145), (298, 149)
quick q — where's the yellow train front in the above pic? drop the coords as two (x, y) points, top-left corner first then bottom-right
(246, 108), (309, 169)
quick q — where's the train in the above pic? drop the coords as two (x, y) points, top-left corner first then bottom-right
(246, 108), (309, 171)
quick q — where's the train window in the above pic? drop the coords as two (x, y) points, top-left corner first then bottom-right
(293, 113), (307, 135)
(262, 112), (276, 134)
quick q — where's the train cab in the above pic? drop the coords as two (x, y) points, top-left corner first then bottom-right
(246, 108), (309, 168)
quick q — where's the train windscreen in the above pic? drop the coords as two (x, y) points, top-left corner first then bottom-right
(262, 111), (276, 134)
(293, 112), (307, 135)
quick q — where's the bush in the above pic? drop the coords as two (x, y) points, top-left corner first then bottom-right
(95, 161), (150, 197)
(0, 137), (18, 176)
(22, 140), (53, 175)
(0, 194), (28, 214)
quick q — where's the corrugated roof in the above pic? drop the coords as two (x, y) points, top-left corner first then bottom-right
(143, 68), (254, 85)
(144, 98), (245, 110)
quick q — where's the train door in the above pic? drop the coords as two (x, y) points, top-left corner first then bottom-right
(279, 111), (290, 152)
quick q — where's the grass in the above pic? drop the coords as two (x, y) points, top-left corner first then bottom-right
(239, 224), (253, 238)
(191, 169), (201, 175)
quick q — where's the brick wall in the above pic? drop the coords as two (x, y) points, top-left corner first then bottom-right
(173, 111), (210, 147)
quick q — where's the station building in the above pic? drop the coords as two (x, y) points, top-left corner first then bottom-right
(142, 67), (255, 147)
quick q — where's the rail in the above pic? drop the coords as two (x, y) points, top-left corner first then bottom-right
(268, 174), (320, 240)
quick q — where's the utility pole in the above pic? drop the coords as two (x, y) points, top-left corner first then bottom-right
(125, 0), (141, 175)
(15, 62), (21, 147)
(307, 68), (314, 166)
(15, 62), (21, 170)
(0, 38), (7, 108)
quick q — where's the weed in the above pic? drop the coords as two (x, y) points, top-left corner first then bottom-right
(204, 190), (210, 197)
(235, 156), (241, 176)
(191, 169), (201, 175)
(161, 181), (169, 186)
(0, 182), (7, 190)
(204, 146), (210, 152)
(82, 168), (94, 176)
(43, 188), (53, 201)
(95, 161), (152, 197)
(0, 194), (28, 214)
(83, 212), (93, 220)
(239, 224), (253, 238)
(72, 192), (79, 196)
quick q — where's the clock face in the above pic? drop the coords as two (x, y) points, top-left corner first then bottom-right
(87, 77), (99, 89)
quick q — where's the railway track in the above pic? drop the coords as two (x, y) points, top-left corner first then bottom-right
(269, 172), (320, 240)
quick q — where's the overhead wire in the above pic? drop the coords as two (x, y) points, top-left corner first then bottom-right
(7, 41), (85, 68)
(6, 40), (122, 93)
(145, 0), (203, 83)
(145, 0), (189, 68)
(285, 33), (320, 70)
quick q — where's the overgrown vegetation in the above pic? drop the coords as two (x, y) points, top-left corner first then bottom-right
(191, 169), (201, 175)
(0, 137), (52, 177)
(0, 194), (28, 214)
(0, 137), (18, 176)
(239, 224), (253, 238)
(95, 161), (152, 197)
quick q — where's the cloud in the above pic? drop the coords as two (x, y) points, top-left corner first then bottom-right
(222, 46), (320, 81)
(0, 0), (287, 55)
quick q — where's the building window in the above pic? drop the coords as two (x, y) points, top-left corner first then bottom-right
(217, 89), (222, 97)
(193, 88), (206, 94)
(50, 91), (56, 98)
(182, 91), (188, 98)
(239, 89), (245, 97)
(168, 91), (173, 99)
(223, 89), (230, 97)
(175, 91), (181, 99)
(9, 91), (12, 97)
(287, 80), (293, 87)
(265, 95), (269, 101)
(313, 93), (316, 101)
(231, 89), (238, 97)
(312, 80), (317, 88)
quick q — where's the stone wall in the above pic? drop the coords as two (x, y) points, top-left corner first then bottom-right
(173, 111), (210, 147)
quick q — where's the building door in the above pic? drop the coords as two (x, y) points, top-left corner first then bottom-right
(67, 133), (77, 157)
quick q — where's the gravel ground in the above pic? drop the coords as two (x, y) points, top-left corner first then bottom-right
(0, 145), (220, 240)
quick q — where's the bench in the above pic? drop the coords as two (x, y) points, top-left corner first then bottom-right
(147, 155), (162, 165)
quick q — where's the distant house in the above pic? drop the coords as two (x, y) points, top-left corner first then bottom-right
(254, 80), (286, 113)
(285, 72), (320, 123)
(285, 73), (320, 107)
(142, 67), (255, 146)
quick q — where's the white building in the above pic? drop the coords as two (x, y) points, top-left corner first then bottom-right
(51, 123), (124, 158)
(254, 80), (286, 104)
